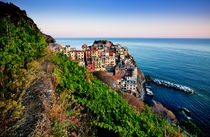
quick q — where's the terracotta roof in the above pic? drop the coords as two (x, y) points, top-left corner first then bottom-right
(82, 44), (87, 48)
(76, 50), (84, 52)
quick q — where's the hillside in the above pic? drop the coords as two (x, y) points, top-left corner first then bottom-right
(0, 1), (55, 44)
(0, 1), (192, 137)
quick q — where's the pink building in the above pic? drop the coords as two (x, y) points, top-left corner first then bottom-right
(86, 57), (97, 72)
(126, 77), (137, 93)
(115, 65), (126, 79)
(125, 64), (135, 70)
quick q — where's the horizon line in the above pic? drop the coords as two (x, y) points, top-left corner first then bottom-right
(54, 37), (210, 39)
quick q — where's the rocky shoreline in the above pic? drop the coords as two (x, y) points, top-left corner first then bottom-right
(122, 54), (180, 124)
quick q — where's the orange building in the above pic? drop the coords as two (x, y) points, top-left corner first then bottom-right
(106, 41), (112, 47)
(115, 65), (126, 79)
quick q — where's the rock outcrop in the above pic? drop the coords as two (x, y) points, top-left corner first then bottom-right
(93, 71), (118, 90)
(152, 104), (177, 123)
(136, 67), (145, 95)
(123, 93), (145, 112)
(44, 34), (56, 43)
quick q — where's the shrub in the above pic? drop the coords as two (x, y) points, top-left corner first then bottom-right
(51, 90), (96, 137)
(180, 120), (204, 137)
(0, 17), (47, 94)
(0, 17), (46, 135)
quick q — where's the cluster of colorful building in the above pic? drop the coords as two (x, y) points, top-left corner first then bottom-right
(48, 41), (139, 95)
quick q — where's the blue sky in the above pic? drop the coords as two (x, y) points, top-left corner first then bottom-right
(3, 0), (210, 38)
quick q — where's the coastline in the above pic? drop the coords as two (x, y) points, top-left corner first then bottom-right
(53, 38), (208, 135)
(1, 0), (209, 135)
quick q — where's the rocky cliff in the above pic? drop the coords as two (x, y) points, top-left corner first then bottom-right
(93, 71), (118, 90)
(130, 55), (145, 97)
(152, 104), (178, 123)
(123, 93), (145, 112)
(136, 67), (145, 96)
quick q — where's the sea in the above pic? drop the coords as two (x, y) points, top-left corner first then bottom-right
(56, 38), (210, 135)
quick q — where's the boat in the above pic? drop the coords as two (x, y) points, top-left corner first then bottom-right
(179, 107), (191, 117)
(145, 85), (151, 88)
(146, 88), (154, 96)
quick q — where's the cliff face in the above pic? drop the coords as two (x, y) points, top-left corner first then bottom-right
(0, 1), (55, 43)
(136, 67), (145, 96)
(130, 55), (145, 97)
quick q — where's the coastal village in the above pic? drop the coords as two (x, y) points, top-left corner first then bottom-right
(1, 1), (207, 136)
(48, 40), (140, 96)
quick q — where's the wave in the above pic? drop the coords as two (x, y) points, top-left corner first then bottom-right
(151, 79), (195, 94)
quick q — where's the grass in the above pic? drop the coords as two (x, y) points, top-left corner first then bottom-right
(0, 58), (43, 136)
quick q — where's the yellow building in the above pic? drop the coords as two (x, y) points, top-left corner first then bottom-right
(105, 56), (109, 67)
(95, 57), (106, 71)
(70, 51), (76, 60)
(91, 49), (98, 58)
(104, 56), (116, 67)
(109, 56), (116, 66)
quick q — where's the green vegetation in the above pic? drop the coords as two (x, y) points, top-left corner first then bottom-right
(180, 121), (204, 137)
(0, 17), (47, 93)
(94, 40), (107, 44)
(51, 53), (180, 136)
(0, 17), (47, 135)
(50, 90), (96, 136)
(93, 40), (113, 45)
(0, 12), (199, 137)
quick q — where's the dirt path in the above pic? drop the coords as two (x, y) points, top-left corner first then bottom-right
(8, 59), (56, 137)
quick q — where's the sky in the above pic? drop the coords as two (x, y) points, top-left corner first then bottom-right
(2, 0), (210, 38)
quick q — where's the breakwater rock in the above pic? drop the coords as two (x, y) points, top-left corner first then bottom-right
(151, 79), (195, 94)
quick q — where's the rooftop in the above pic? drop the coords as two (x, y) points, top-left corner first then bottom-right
(126, 82), (136, 85)
(127, 77), (137, 81)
